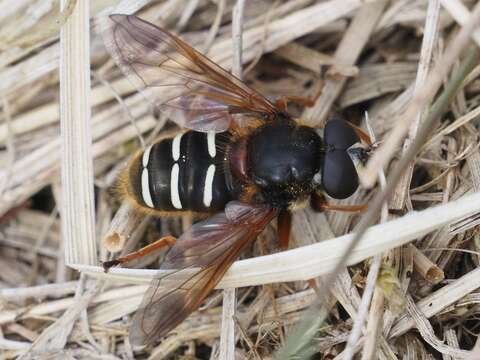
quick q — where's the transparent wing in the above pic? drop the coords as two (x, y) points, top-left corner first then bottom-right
(130, 202), (277, 346)
(102, 14), (278, 132)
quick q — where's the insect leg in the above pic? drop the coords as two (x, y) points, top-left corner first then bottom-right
(274, 80), (323, 111)
(319, 203), (367, 213)
(311, 193), (367, 213)
(103, 235), (176, 272)
(277, 210), (292, 250)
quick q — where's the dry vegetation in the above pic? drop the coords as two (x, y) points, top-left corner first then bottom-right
(1, 0), (480, 359)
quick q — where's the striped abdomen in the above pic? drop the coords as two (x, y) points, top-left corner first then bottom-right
(125, 131), (234, 213)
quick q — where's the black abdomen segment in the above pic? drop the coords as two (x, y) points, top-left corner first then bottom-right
(131, 131), (233, 213)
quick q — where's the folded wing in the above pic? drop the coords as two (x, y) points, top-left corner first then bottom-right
(130, 201), (277, 345)
(103, 14), (278, 132)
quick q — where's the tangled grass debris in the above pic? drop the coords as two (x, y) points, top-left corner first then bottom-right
(1, 1), (480, 359)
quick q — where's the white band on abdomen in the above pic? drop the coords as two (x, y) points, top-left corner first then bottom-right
(142, 145), (153, 167)
(170, 163), (182, 209)
(172, 133), (183, 161)
(207, 131), (216, 158)
(141, 168), (154, 208)
(203, 164), (215, 207)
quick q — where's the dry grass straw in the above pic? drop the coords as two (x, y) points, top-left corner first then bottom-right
(59, 0), (96, 266)
(1, 1), (480, 359)
(390, 0), (441, 210)
(218, 2), (245, 359)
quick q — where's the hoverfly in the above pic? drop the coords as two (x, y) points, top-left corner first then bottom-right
(102, 14), (372, 346)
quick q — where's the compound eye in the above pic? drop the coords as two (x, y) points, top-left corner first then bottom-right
(324, 119), (359, 150)
(322, 150), (358, 199)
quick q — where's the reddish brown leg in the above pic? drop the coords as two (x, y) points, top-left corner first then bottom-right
(102, 235), (176, 272)
(311, 193), (367, 213)
(275, 80), (323, 112)
(347, 123), (373, 146)
(277, 210), (292, 250)
(319, 203), (367, 213)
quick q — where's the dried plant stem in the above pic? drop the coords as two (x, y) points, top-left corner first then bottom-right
(275, 42), (335, 71)
(344, 118), (388, 360)
(74, 190), (480, 288)
(390, 0), (440, 209)
(0, 281), (84, 301)
(361, 120), (391, 360)
(202, 0), (225, 53)
(441, 0), (480, 46)
(445, 328), (460, 359)
(423, 105), (480, 151)
(59, 0), (96, 265)
(3, 1), (480, 358)
(411, 244), (444, 284)
(20, 276), (102, 356)
(7, 0), (77, 50)
(467, 337), (480, 360)
(303, 0), (388, 127)
(405, 296), (471, 358)
(211, 0), (362, 70)
(361, 288), (385, 360)
(102, 203), (145, 253)
(0, 97), (15, 197)
(176, 0), (200, 31)
(275, 20), (480, 355)
(219, 290), (237, 360)
(390, 266), (480, 337)
(342, 259), (382, 360)
(325, 41), (479, 335)
(0, 284), (146, 325)
(361, 4), (480, 188)
(231, 0), (245, 79)
(219, 2), (245, 359)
